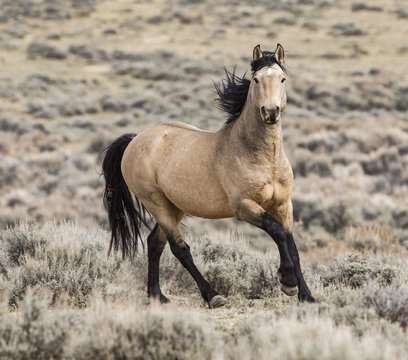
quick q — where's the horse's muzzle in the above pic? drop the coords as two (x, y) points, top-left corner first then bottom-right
(261, 106), (280, 124)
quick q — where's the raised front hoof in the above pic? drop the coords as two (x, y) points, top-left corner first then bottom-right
(278, 267), (297, 289)
(281, 284), (298, 297)
(209, 295), (228, 309)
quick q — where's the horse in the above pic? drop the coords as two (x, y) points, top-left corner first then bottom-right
(102, 44), (315, 308)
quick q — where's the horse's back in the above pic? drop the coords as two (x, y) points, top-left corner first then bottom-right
(162, 121), (211, 133)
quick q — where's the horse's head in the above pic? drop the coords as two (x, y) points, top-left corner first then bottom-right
(250, 44), (287, 125)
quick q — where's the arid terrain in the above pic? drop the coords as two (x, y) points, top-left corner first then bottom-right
(0, 0), (407, 359)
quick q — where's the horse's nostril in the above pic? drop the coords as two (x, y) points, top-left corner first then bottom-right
(276, 106), (280, 111)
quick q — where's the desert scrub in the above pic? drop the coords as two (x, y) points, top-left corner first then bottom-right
(68, 304), (218, 360)
(0, 296), (217, 360)
(322, 254), (396, 288)
(199, 235), (280, 299)
(156, 233), (281, 300)
(344, 224), (398, 253)
(0, 221), (124, 308)
(365, 283), (408, 329)
(0, 295), (68, 360)
(226, 309), (406, 360)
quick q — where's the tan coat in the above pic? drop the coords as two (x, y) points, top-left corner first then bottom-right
(121, 62), (293, 233)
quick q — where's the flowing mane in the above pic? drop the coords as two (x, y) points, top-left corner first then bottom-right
(214, 68), (251, 124)
(214, 51), (286, 124)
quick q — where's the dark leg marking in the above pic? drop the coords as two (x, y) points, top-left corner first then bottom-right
(147, 224), (169, 303)
(165, 232), (224, 306)
(261, 213), (297, 289)
(286, 233), (316, 302)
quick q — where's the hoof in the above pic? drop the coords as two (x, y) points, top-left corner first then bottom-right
(281, 285), (298, 297)
(299, 293), (316, 303)
(148, 292), (170, 304)
(209, 295), (228, 309)
(160, 294), (170, 304)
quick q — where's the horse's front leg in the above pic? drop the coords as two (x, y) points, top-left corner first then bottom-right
(232, 199), (298, 296)
(270, 200), (315, 302)
(286, 233), (315, 302)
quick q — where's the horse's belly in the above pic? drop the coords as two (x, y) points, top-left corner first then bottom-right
(162, 182), (233, 219)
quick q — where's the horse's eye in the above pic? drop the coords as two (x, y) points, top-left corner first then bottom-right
(281, 78), (286, 83)
(254, 78), (259, 84)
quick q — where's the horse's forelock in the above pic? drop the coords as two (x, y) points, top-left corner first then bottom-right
(251, 51), (286, 74)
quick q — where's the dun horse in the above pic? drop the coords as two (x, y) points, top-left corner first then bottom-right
(102, 44), (315, 308)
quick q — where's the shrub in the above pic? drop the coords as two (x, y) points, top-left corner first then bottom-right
(322, 255), (396, 288)
(0, 222), (123, 308)
(0, 295), (68, 360)
(68, 305), (218, 360)
(365, 284), (408, 328)
(156, 233), (281, 300)
(27, 42), (67, 60)
(344, 224), (397, 252)
(227, 309), (405, 360)
(199, 236), (280, 298)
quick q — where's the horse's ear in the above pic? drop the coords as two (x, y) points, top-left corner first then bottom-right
(253, 44), (262, 61)
(274, 43), (285, 64)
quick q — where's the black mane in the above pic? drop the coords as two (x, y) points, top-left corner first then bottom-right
(214, 67), (251, 124)
(214, 50), (285, 124)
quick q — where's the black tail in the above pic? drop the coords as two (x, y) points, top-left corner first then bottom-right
(102, 133), (151, 258)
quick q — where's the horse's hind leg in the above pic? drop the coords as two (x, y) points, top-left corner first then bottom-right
(145, 194), (227, 308)
(166, 230), (226, 308)
(147, 223), (169, 303)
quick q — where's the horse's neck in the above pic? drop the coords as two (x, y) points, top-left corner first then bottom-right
(228, 103), (286, 163)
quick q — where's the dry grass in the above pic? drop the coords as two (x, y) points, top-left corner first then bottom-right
(0, 221), (407, 359)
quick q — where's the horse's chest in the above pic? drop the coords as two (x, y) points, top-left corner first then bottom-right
(257, 171), (292, 209)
